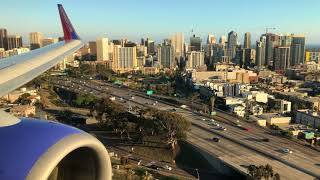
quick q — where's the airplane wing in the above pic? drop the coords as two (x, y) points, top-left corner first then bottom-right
(0, 4), (83, 97)
(0, 4), (112, 180)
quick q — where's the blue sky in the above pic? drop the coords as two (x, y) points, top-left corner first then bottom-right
(1, 0), (320, 44)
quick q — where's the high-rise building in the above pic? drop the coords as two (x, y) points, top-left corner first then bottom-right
(207, 34), (216, 44)
(187, 51), (205, 69)
(280, 34), (292, 47)
(171, 32), (184, 58)
(0, 29), (7, 50)
(96, 38), (109, 61)
(157, 41), (175, 69)
(207, 44), (226, 64)
(244, 32), (251, 49)
(265, 33), (280, 66)
(255, 41), (266, 68)
(88, 41), (97, 55)
(291, 35), (306, 66)
(274, 47), (290, 72)
(242, 48), (256, 67)
(219, 36), (227, 46)
(227, 31), (238, 59)
(29, 32), (43, 50)
(145, 38), (155, 55)
(113, 46), (137, 71)
(190, 34), (202, 51)
(6, 35), (22, 50)
(42, 38), (58, 47)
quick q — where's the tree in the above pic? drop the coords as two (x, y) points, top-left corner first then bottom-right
(273, 173), (280, 180)
(141, 171), (153, 180)
(15, 93), (32, 105)
(153, 110), (191, 150)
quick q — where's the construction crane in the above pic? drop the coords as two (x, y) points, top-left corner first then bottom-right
(266, 27), (276, 34)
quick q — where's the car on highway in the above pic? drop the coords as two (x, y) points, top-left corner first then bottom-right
(202, 118), (206, 121)
(281, 148), (293, 154)
(163, 165), (172, 171)
(218, 127), (227, 131)
(212, 137), (220, 142)
(172, 108), (177, 111)
(262, 138), (270, 142)
(210, 119), (215, 122)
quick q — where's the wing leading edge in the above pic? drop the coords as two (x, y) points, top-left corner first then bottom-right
(0, 4), (83, 97)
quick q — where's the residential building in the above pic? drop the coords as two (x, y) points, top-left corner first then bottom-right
(96, 38), (109, 61)
(273, 47), (290, 72)
(157, 42), (175, 69)
(255, 40), (266, 67)
(6, 35), (22, 50)
(171, 32), (184, 58)
(42, 38), (58, 47)
(291, 35), (306, 66)
(113, 46), (137, 72)
(186, 51), (205, 69)
(29, 32), (43, 50)
(0, 28), (7, 50)
(89, 41), (97, 55)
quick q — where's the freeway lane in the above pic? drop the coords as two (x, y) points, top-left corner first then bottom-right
(52, 78), (319, 179)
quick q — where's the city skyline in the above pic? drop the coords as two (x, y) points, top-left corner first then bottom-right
(2, 0), (320, 44)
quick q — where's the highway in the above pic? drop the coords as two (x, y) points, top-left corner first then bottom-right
(51, 77), (320, 180)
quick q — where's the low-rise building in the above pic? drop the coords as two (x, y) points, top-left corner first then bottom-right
(258, 113), (291, 126)
(10, 105), (36, 117)
(229, 105), (245, 117)
(296, 110), (320, 129)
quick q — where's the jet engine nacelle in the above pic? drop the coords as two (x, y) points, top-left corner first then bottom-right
(0, 118), (112, 180)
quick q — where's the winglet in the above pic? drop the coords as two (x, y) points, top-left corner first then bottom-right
(57, 4), (80, 40)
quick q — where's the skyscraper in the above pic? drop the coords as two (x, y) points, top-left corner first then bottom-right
(171, 32), (184, 58)
(145, 38), (155, 55)
(207, 34), (216, 44)
(227, 31), (238, 59)
(89, 41), (97, 55)
(113, 46), (137, 71)
(244, 32), (251, 49)
(29, 32), (43, 50)
(190, 34), (202, 51)
(96, 38), (109, 61)
(6, 35), (22, 50)
(0, 29), (7, 50)
(255, 41), (266, 68)
(280, 34), (292, 47)
(157, 41), (175, 69)
(187, 51), (205, 69)
(290, 35), (306, 66)
(265, 33), (280, 66)
(274, 47), (290, 72)
(219, 36), (227, 46)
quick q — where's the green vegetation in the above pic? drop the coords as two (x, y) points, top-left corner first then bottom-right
(247, 164), (280, 180)
(74, 94), (97, 108)
(14, 93), (31, 105)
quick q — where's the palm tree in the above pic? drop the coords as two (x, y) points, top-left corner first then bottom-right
(273, 173), (280, 180)
(142, 171), (153, 180)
